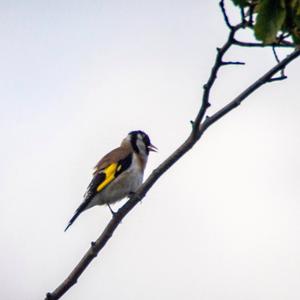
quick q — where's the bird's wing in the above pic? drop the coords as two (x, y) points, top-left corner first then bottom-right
(64, 147), (132, 231)
(92, 146), (132, 174)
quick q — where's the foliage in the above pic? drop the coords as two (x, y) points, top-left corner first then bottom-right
(231, 0), (300, 45)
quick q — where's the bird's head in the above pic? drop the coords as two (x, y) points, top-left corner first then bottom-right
(122, 130), (157, 156)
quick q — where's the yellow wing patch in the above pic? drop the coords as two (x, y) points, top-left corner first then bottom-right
(96, 163), (118, 192)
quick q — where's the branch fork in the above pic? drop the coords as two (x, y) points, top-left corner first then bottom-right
(45, 1), (300, 299)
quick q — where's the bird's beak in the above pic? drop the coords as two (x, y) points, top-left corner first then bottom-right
(148, 143), (158, 152)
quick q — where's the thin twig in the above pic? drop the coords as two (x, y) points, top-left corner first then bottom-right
(222, 61), (245, 65)
(192, 22), (245, 135)
(233, 39), (295, 48)
(248, 1), (255, 27)
(200, 49), (300, 131)
(278, 32), (291, 43)
(267, 76), (288, 82)
(272, 45), (281, 63)
(241, 7), (246, 24)
(272, 45), (286, 78)
(220, 0), (232, 29)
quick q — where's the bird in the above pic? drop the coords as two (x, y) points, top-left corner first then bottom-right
(64, 130), (157, 231)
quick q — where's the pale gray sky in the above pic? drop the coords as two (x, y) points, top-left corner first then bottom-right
(1, 1), (300, 300)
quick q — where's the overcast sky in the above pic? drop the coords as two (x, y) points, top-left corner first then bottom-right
(1, 1), (300, 300)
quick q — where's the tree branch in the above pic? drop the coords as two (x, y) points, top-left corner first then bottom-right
(45, 1), (300, 298)
(221, 61), (245, 65)
(191, 22), (244, 135)
(45, 43), (300, 300)
(219, 0), (233, 29)
(200, 49), (300, 131)
(233, 39), (295, 48)
(272, 46), (287, 79)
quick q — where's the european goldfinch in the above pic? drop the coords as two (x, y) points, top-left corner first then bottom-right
(65, 130), (157, 231)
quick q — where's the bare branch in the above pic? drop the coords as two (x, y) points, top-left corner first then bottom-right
(272, 46), (281, 64)
(278, 32), (291, 43)
(219, 0), (232, 29)
(44, 1), (300, 298)
(240, 7), (246, 24)
(221, 61), (245, 66)
(45, 44), (300, 300)
(249, 2), (255, 27)
(200, 49), (300, 131)
(233, 39), (295, 48)
(272, 45), (286, 78)
(192, 23), (245, 135)
(267, 76), (288, 83)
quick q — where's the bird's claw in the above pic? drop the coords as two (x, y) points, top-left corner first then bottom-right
(107, 204), (117, 217)
(128, 191), (135, 198)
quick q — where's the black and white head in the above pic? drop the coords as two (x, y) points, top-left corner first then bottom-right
(127, 130), (157, 157)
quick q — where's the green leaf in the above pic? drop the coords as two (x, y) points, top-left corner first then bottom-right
(291, 14), (300, 45)
(294, 14), (300, 26)
(297, 1), (300, 15)
(231, 0), (249, 7)
(292, 29), (300, 44)
(254, 0), (286, 43)
(289, 0), (300, 10)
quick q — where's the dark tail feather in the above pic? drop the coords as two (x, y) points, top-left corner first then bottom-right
(64, 201), (89, 231)
(64, 211), (81, 231)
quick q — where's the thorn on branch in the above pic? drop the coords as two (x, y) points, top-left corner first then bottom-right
(267, 75), (288, 83)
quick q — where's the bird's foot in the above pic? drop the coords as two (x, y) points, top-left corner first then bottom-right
(128, 191), (135, 198)
(107, 203), (117, 217)
(128, 191), (143, 204)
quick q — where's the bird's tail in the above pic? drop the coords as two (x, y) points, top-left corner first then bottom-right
(64, 201), (89, 231)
